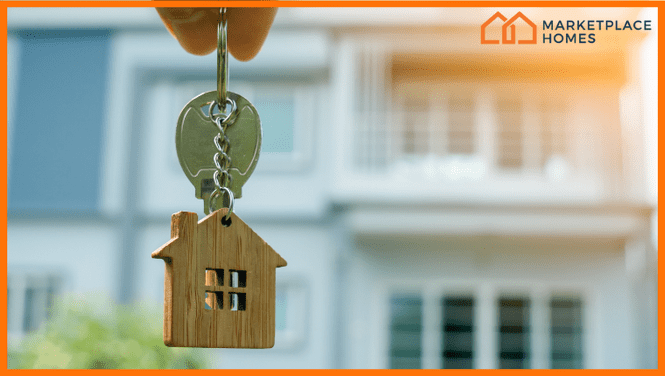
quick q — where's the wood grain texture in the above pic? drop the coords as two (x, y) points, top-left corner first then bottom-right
(151, 209), (287, 348)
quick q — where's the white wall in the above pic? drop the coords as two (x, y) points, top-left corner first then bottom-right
(8, 223), (121, 296)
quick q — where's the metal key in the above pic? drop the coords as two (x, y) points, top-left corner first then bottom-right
(175, 90), (262, 214)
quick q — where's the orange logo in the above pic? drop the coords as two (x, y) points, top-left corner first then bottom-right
(481, 11), (537, 44)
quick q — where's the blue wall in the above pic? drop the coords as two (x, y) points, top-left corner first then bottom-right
(10, 30), (111, 212)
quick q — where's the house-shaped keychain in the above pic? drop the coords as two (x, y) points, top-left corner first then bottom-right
(152, 210), (287, 348)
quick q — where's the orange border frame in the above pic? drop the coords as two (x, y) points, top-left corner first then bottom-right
(1, 0), (662, 373)
(1, 3), (6, 373)
(0, 1), (663, 7)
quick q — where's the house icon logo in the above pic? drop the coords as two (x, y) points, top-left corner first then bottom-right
(481, 11), (537, 44)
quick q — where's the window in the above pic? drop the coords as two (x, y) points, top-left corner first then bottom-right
(497, 99), (523, 169)
(173, 81), (296, 154)
(203, 268), (246, 311)
(389, 294), (475, 369)
(550, 297), (583, 369)
(7, 272), (62, 336)
(229, 292), (247, 311)
(540, 100), (567, 168)
(395, 92), (477, 160)
(402, 97), (430, 156)
(252, 92), (295, 153)
(163, 79), (315, 179)
(388, 291), (583, 369)
(447, 97), (475, 155)
(498, 297), (530, 369)
(495, 94), (571, 174)
(205, 292), (224, 310)
(389, 295), (423, 369)
(442, 297), (474, 369)
(540, 99), (570, 180)
(229, 269), (247, 288)
(205, 268), (224, 286)
(360, 56), (575, 176)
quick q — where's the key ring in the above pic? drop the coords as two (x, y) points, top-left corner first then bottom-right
(217, 7), (228, 108)
(207, 98), (237, 125)
(210, 186), (234, 225)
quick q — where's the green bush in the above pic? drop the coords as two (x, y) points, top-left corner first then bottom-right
(9, 294), (211, 369)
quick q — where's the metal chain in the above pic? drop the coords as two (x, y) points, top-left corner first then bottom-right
(208, 101), (236, 223)
(213, 114), (232, 190)
(208, 7), (234, 224)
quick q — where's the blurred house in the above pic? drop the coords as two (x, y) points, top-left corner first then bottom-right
(7, 7), (657, 369)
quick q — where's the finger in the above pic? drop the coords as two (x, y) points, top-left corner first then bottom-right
(156, 7), (278, 61)
(156, 8), (218, 56)
(227, 7), (278, 61)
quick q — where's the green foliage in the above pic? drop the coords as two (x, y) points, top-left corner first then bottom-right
(9, 294), (211, 369)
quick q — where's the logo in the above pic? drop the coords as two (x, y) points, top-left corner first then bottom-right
(481, 11), (537, 44)
(482, 11), (652, 45)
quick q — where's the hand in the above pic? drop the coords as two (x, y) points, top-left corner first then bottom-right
(156, 6), (278, 61)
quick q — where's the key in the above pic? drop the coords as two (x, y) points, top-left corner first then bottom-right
(175, 90), (262, 214)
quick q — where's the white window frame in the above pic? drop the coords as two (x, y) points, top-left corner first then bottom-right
(102, 31), (329, 217)
(167, 79), (319, 173)
(375, 280), (592, 369)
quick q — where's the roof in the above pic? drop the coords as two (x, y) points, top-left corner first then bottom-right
(152, 210), (287, 268)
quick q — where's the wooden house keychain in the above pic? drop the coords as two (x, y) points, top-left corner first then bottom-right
(152, 8), (287, 349)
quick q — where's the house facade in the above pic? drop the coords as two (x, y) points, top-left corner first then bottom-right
(7, 7), (657, 369)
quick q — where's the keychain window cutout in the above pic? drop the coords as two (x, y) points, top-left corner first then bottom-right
(230, 293), (246, 311)
(229, 270), (247, 288)
(205, 268), (224, 286)
(205, 291), (223, 310)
